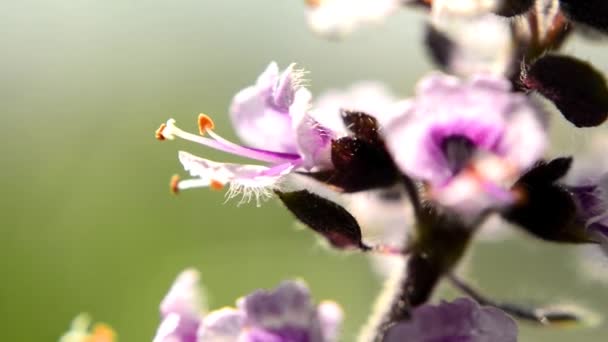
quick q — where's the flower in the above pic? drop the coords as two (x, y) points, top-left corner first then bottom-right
(60, 314), (116, 342)
(305, 0), (402, 37)
(431, 0), (501, 17)
(567, 134), (608, 252)
(384, 297), (518, 342)
(568, 173), (608, 251)
(383, 73), (547, 216)
(156, 62), (335, 205)
(153, 269), (343, 342)
(154, 269), (205, 342)
(426, 12), (516, 77)
(312, 81), (406, 130)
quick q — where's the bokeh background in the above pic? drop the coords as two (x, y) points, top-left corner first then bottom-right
(2, 1), (608, 341)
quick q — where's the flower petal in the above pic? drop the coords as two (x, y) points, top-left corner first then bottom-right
(154, 269), (205, 342)
(384, 298), (518, 342)
(197, 308), (244, 342)
(294, 113), (334, 170)
(177, 151), (296, 201)
(385, 73), (546, 186)
(316, 301), (343, 342)
(240, 280), (314, 330)
(230, 63), (304, 154)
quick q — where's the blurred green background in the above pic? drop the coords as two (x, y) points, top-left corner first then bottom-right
(2, 1), (608, 341)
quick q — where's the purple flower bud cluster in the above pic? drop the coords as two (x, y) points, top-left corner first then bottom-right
(146, 1), (608, 342)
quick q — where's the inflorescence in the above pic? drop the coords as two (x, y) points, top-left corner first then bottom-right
(65, 0), (608, 341)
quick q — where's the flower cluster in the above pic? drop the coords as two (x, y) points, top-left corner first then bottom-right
(63, 1), (608, 341)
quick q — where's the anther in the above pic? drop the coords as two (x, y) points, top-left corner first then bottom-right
(90, 323), (116, 342)
(170, 175), (180, 195)
(210, 179), (224, 191)
(305, 0), (322, 8)
(198, 113), (215, 135)
(155, 123), (167, 141)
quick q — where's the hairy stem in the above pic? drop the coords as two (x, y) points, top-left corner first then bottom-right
(359, 206), (476, 342)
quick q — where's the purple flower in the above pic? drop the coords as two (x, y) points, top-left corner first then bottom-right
(384, 297), (518, 342)
(156, 62), (334, 205)
(153, 269), (343, 342)
(383, 73), (547, 216)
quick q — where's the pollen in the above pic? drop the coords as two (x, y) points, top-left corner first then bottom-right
(155, 123), (167, 141)
(210, 179), (224, 190)
(170, 174), (180, 195)
(198, 113), (215, 135)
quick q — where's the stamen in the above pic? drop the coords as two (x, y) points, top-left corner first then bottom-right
(198, 113), (215, 135)
(174, 178), (219, 192)
(170, 175), (180, 195)
(155, 123), (167, 141)
(161, 119), (300, 164)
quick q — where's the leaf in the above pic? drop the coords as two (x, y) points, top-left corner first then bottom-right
(275, 190), (370, 250)
(522, 55), (608, 127)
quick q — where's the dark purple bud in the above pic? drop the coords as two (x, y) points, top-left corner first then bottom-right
(503, 157), (591, 243)
(522, 55), (608, 127)
(340, 110), (381, 143)
(495, 0), (534, 17)
(560, 0), (608, 33)
(424, 24), (454, 71)
(317, 136), (398, 192)
(306, 112), (399, 193)
(275, 190), (370, 250)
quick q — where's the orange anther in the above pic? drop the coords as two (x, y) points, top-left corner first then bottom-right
(87, 323), (116, 342)
(210, 179), (224, 191)
(170, 175), (180, 194)
(305, 0), (322, 7)
(198, 113), (215, 135)
(155, 123), (167, 140)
